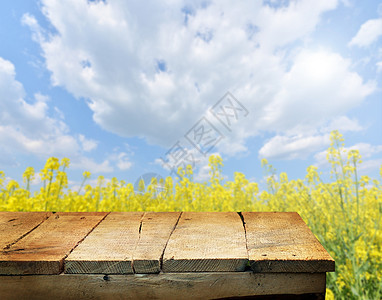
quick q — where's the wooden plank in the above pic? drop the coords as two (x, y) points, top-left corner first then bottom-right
(243, 212), (335, 273)
(0, 212), (107, 275)
(163, 212), (248, 272)
(133, 212), (181, 273)
(0, 212), (51, 249)
(0, 272), (326, 300)
(65, 212), (144, 274)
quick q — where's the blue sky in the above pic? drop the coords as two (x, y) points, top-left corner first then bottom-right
(0, 0), (381, 189)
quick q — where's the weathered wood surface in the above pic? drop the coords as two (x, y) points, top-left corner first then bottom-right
(243, 212), (335, 273)
(0, 272), (326, 300)
(162, 212), (248, 272)
(0, 212), (107, 275)
(65, 212), (143, 274)
(0, 212), (51, 249)
(0, 211), (335, 276)
(133, 212), (181, 273)
(65, 212), (182, 274)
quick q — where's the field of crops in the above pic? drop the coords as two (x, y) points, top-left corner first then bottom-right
(0, 130), (381, 299)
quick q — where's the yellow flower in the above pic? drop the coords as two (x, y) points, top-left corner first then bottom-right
(0, 131), (382, 298)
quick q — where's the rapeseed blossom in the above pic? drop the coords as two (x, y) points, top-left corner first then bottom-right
(0, 131), (381, 299)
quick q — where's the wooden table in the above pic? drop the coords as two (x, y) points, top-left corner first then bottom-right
(0, 212), (334, 299)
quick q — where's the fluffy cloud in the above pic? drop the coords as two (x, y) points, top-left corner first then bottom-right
(78, 134), (98, 152)
(23, 0), (375, 161)
(259, 134), (330, 160)
(314, 142), (382, 174)
(258, 116), (364, 161)
(347, 143), (382, 158)
(258, 50), (375, 133)
(0, 57), (73, 157)
(357, 158), (382, 173)
(109, 152), (132, 171)
(0, 56), (113, 173)
(322, 116), (363, 133)
(377, 61), (382, 73)
(349, 18), (382, 48)
(70, 157), (113, 174)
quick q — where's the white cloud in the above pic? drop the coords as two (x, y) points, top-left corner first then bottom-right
(258, 50), (375, 133)
(349, 18), (382, 48)
(22, 0), (375, 157)
(71, 157), (113, 174)
(257, 0), (338, 49)
(0, 56), (111, 172)
(194, 161), (211, 182)
(154, 144), (221, 181)
(347, 143), (382, 158)
(314, 142), (382, 168)
(260, 115), (365, 161)
(377, 61), (382, 73)
(259, 134), (330, 160)
(155, 146), (202, 174)
(78, 134), (98, 152)
(323, 116), (363, 133)
(0, 57), (74, 157)
(113, 152), (132, 171)
(69, 177), (111, 192)
(193, 152), (225, 182)
(313, 150), (329, 168)
(357, 158), (382, 173)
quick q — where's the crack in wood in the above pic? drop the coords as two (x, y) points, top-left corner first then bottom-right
(2, 213), (51, 251)
(159, 212), (182, 270)
(132, 212), (146, 273)
(61, 212), (110, 274)
(237, 212), (251, 270)
(237, 212), (248, 252)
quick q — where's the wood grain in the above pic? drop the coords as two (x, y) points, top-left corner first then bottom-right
(65, 212), (144, 274)
(243, 212), (335, 273)
(0, 272), (326, 300)
(133, 212), (181, 273)
(0, 212), (51, 249)
(163, 212), (248, 272)
(0, 212), (107, 275)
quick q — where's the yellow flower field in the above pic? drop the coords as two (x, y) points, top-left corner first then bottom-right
(1, 130), (381, 299)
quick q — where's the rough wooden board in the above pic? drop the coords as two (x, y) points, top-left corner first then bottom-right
(0, 272), (326, 300)
(0, 212), (51, 249)
(0, 212), (108, 275)
(65, 212), (144, 274)
(243, 212), (335, 273)
(163, 212), (248, 272)
(133, 212), (181, 273)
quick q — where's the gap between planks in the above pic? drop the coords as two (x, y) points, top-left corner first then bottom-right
(1, 212), (52, 251)
(0, 212), (109, 275)
(62, 212), (111, 267)
(65, 212), (183, 274)
(1, 212), (335, 275)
